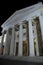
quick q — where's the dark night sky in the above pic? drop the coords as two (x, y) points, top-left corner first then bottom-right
(0, 0), (43, 35)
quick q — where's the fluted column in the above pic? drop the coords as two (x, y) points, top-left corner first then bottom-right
(18, 22), (23, 56)
(29, 20), (35, 56)
(0, 32), (4, 55)
(10, 27), (15, 56)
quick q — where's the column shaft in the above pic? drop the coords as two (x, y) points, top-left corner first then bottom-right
(18, 23), (22, 56)
(29, 20), (35, 56)
(4, 30), (10, 55)
(10, 27), (15, 55)
(35, 25), (39, 56)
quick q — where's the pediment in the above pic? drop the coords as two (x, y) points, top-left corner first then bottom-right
(1, 2), (42, 29)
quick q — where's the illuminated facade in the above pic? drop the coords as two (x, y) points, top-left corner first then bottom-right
(0, 2), (43, 56)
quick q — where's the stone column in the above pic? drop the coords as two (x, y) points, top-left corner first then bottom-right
(29, 20), (35, 56)
(39, 16), (43, 43)
(3, 29), (10, 55)
(35, 25), (39, 56)
(0, 32), (4, 55)
(18, 22), (23, 56)
(39, 16), (43, 55)
(10, 27), (15, 56)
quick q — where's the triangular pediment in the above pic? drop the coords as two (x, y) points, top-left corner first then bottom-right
(1, 2), (42, 28)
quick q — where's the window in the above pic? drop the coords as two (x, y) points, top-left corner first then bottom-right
(23, 40), (28, 56)
(34, 38), (37, 56)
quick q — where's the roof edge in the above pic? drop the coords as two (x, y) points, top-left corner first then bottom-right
(1, 2), (42, 28)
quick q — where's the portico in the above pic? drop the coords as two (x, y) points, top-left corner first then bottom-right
(0, 2), (43, 57)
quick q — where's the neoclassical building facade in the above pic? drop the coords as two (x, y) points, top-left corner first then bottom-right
(0, 2), (43, 56)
